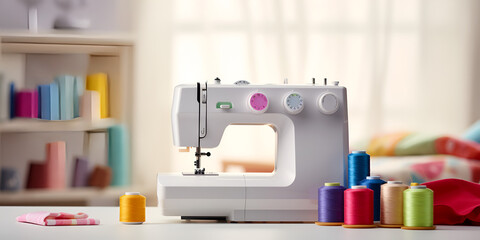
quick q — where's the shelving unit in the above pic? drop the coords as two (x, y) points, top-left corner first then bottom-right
(0, 187), (143, 206)
(0, 118), (117, 133)
(0, 31), (135, 206)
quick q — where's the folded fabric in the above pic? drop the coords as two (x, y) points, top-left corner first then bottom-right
(435, 136), (480, 160)
(394, 133), (438, 156)
(367, 132), (411, 156)
(16, 212), (99, 226)
(422, 178), (480, 225)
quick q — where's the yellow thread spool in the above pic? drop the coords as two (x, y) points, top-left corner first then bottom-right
(379, 181), (408, 228)
(120, 192), (146, 224)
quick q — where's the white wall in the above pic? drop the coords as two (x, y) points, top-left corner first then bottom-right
(0, 0), (135, 31)
(132, 0), (480, 184)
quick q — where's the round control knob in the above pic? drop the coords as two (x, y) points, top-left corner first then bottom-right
(318, 92), (339, 114)
(283, 92), (304, 115)
(248, 92), (269, 113)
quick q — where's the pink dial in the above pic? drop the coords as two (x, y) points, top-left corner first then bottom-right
(249, 92), (269, 113)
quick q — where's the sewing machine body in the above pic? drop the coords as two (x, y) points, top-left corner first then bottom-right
(157, 82), (348, 221)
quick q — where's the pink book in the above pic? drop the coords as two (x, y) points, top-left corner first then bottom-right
(15, 90), (38, 118)
(46, 142), (66, 189)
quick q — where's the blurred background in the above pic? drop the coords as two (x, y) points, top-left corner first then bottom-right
(0, 0), (479, 206)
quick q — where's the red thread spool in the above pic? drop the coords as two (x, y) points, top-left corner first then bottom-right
(343, 185), (376, 228)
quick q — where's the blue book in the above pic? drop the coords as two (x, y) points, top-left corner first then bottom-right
(50, 82), (60, 120)
(9, 82), (15, 119)
(38, 84), (51, 120)
(73, 76), (84, 118)
(55, 75), (75, 120)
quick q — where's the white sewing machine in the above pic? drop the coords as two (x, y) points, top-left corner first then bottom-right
(157, 79), (349, 222)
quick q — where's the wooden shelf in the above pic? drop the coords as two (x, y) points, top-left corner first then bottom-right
(0, 31), (135, 46)
(0, 118), (117, 133)
(0, 31), (134, 55)
(0, 187), (140, 206)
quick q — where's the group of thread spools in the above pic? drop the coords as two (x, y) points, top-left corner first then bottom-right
(316, 150), (435, 230)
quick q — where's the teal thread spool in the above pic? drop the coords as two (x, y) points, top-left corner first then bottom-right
(401, 185), (436, 230)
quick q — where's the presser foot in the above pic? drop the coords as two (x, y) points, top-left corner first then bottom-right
(195, 168), (205, 175)
(182, 172), (219, 176)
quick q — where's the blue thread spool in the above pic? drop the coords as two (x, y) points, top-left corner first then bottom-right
(316, 183), (346, 226)
(360, 176), (386, 221)
(348, 151), (370, 188)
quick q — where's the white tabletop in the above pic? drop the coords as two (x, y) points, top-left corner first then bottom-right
(0, 207), (479, 240)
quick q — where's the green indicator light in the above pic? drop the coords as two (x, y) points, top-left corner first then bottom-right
(216, 102), (233, 109)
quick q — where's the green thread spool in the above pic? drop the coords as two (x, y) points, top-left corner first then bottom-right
(402, 185), (436, 230)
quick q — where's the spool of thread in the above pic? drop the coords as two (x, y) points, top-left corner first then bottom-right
(315, 182), (346, 226)
(379, 181), (408, 227)
(410, 182), (419, 187)
(360, 176), (386, 221)
(343, 185), (376, 228)
(120, 192), (146, 224)
(402, 185), (435, 230)
(348, 151), (370, 188)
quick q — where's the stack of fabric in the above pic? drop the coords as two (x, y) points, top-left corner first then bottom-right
(362, 120), (480, 184)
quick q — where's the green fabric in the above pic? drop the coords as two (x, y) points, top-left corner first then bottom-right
(394, 133), (439, 156)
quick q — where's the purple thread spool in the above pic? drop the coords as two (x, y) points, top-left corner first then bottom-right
(317, 182), (346, 225)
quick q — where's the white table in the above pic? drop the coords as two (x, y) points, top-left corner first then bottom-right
(0, 207), (479, 240)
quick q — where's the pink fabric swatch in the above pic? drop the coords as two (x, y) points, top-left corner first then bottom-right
(16, 212), (100, 226)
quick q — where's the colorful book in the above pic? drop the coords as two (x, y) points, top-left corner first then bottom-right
(46, 141), (66, 189)
(9, 82), (15, 119)
(50, 82), (60, 120)
(74, 76), (84, 118)
(55, 75), (75, 120)
(38, 83), (60, 120)
(38, 84), (50, 119)
(88, 165), (112, 188)
(108, 125), (130, 186)
(0, 74), (8, 121)
(26, 162), (47, 189)
(72, 157), (88, 187)
(86, 73), (109, 118)
(15, 90), (38, 118)
(80, 90), (100, 121)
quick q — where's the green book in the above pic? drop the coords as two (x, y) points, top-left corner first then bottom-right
(55, 75), (75, 120)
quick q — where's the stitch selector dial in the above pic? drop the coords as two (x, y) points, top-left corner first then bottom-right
(283, 92), (304, 114)
(248, 92), (269, 113)
(318, 92), (339, 115)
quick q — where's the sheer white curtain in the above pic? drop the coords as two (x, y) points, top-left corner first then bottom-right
(133, 0), (480, 179)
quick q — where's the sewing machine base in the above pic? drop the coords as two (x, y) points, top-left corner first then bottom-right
(157, 173), (323, 222)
